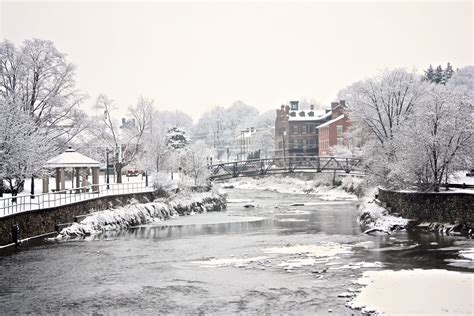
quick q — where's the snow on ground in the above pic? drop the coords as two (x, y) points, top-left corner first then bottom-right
(348, 269), (474, 315)
(222, 175), (358, 201)
(449, 171), (474, 185)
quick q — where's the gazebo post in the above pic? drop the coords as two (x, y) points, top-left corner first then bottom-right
(42, 174), (49, 193)
(75, 167), (81, 193)
(60, 168), (66, 191)
(92, 167), (99, 193)
(55, 168), (61, 192)
(81, 169), (87, 193)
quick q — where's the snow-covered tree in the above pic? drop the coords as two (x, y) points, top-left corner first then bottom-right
(444, 62), (455, 82)
(165, 127), (189, 150)
(93, 94), (152, 183)
(179, 142), (211, 186)
(0, 39), (88, 145)
(394, 84), (473, 191)
(191, 101), (259, 159)
(338, 69), (428, 186)
(0, 96), (53, 196)
(434, 65), (444, 84)
(340, 68), (473, 191)
(251, 128), (275, 158)
(423, 65), (435, 82)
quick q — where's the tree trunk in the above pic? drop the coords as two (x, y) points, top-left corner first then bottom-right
(115, 163), (123, 183)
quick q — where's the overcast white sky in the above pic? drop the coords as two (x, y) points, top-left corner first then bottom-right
(0, 1), (472, 121)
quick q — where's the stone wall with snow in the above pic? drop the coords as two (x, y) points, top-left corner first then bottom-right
(0, 191), (158, 245)
(378, 188), (474, 227)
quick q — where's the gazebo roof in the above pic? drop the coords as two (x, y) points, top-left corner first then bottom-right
(45, 146), (101, 168)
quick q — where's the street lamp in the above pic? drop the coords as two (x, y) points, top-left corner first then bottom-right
(106, 149), (110, 189)
(282, 130), (287, 159)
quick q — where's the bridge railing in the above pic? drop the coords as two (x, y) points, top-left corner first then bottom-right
(0, 182), (154, 217)
(209, 156), (364, 180)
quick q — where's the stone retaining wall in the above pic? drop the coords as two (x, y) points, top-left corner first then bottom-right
(378, 188), (474, 226)
(0, 192), (156, 246)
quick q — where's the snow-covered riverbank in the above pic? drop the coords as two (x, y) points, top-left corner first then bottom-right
(348, 269), (474, 314)
(55, 191), (227, 239)
(221, 175), (362, 201)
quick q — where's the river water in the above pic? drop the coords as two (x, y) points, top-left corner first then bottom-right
(0, 189), (473, 314)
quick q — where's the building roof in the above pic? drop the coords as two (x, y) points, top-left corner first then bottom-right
(288, 110), (332, 122)
(45, 146), (101, 168)
(316, 114), (346, 129)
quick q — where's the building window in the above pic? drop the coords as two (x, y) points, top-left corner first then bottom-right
(337, 125), (343, 137)
(301, 125), (307, 134)
(309, 125), (316, 134)
(292, 125), (298, 134)
(278, 141), (283, 149)
(298, 140), (303, 149)
(309, 139), (315, 148)
(337, 125), (343, 145)
(292, 140), (298, 149)
(302, 139), (307, 148)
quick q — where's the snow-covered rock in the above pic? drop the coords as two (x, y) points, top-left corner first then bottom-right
(55, 192), (226, 239)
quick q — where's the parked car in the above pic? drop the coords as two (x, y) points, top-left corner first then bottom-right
(126, 168), (140, 177)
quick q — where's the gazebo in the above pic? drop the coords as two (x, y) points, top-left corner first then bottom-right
(43, 146), (101, 193)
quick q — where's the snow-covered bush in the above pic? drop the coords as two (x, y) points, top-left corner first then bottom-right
(152, 171), (175, 196)
(341, 176), (366, 197)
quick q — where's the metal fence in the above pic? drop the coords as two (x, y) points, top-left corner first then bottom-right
(210, 156), (364, 180)
(0, 182), (154, 217)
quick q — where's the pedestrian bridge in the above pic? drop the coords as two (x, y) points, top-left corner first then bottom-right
(209, 156), (364, 181)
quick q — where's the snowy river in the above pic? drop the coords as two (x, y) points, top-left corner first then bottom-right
(0, 188), (473, 314)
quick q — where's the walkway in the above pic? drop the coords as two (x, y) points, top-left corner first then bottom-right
(210, 156), (364, 180)
(0, 182), (154, 217)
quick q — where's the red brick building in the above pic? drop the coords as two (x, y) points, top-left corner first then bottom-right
(275, 101), (332, 157)
(317, 101), (350, 156)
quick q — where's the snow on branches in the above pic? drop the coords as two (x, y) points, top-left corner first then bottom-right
(340, 68), (473, 191)
(0, 96), (54, 194)
(165, 127), (189, 150)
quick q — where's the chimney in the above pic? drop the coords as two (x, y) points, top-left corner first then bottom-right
(310, 104), (314, 110)
(339, 100), (346, 107)
(122, 118), (126, 125)
(331, 102), (339, 109)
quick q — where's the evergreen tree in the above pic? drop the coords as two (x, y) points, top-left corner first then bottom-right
(434, 65), (444, 84)
(423, 65), (435, 82)
(444, 62), (454, 82)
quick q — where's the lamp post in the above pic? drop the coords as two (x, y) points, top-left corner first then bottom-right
(106, 149), (110, 189)
(282, 130), (286, 159)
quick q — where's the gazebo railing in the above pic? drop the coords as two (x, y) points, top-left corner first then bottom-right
(0, 182), (154, 217)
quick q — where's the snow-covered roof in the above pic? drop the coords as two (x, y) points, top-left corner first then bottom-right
(288, 110), (332, 121)
(316, 115), (345, 129)
(45, 147), (101, 168)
